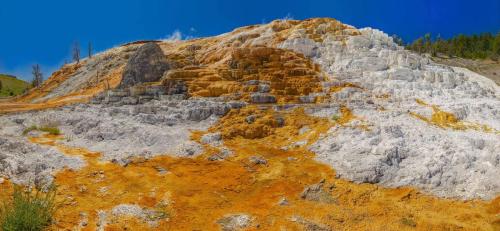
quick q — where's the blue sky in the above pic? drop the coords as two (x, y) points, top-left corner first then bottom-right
(1, 0), (499, 81)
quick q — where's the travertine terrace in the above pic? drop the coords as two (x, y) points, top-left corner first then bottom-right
(0, 18), (499, 230)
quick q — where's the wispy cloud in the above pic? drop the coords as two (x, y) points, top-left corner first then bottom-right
(283, 13), (294, 21)
(163, 30), (183, 41)
(161, 27), (199, 42)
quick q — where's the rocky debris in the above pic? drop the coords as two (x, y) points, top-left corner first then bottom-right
(248, 156), (267, 165)
(245, 115), (257, 124)
(111, 204), (165, 224)
(200, 132), (222, 146)
(120, 43), (171, 88)
(300, 180), (336, 204)
(174, 141), (203, 157)
(289, 216), (331, 231)
(250, 93), (276, 104)
(216, 214), (253, 231)
(278, 197), (289, 206)
(207, 148), (233, 161)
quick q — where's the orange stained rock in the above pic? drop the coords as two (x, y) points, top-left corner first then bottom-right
(0, 107), (491, 230)
(162, 46), (324, 104)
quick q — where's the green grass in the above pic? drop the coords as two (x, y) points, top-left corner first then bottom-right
(22, 126), (61, 136)
(0, 74), (30, 97)
(38, 127), (61, 135)
(0, 185), (58, 231)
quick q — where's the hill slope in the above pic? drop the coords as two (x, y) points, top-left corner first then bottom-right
(0, 74), (29, 97)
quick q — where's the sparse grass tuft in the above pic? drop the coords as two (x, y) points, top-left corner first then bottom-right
(0, 185), (58, 231)
(22, 126), (61, 136)
(331, 114), (340, 121)
(22, 125), (38, 135)
(401, 217), (417, 227)
(39, 127), (61, 135)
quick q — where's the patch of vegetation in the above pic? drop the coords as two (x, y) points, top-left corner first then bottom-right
(403, 32), (500, 60)
(22, 126), (61, 136)
(331, 114), (340, 121)
(0, 74), (30, 97)
(38, 127), (61, 135)
(400, 217), (417, 227)
(0, 185), (58, 231)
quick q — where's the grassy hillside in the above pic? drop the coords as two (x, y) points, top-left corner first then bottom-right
(0, 74), (30, 97)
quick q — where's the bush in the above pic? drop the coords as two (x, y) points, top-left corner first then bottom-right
(331, 114), (340, 121)
(0, 185), (58, 231)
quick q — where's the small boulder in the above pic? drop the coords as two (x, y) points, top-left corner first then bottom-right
(217, 214), (253, 231)
(249, 156), (267, 165)
(300, 179), (336, 204)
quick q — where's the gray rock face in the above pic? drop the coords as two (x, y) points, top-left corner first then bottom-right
(250, 93), (276, 103)
(120, 43), (170, 88)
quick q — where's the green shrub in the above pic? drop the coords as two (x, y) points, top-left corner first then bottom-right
(0, 185), (58, 231)
(331, 114), (340, 121)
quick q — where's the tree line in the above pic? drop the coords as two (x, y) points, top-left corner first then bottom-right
(400, 32), (500, 60)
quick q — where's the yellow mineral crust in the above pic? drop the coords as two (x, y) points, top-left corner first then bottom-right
(411, 99), (498, 133)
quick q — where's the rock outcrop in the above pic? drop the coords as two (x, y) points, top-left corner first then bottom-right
(119, 42), (170, 88)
